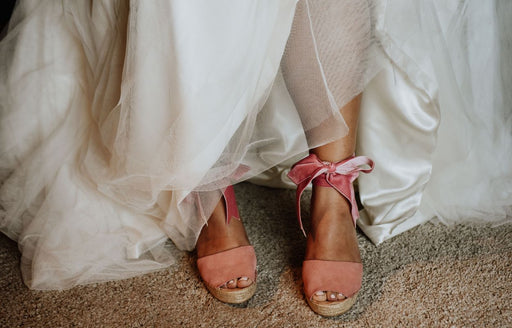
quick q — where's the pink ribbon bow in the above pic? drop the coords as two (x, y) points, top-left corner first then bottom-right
(287, 154), (374, 235)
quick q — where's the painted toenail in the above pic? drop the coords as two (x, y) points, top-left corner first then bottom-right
(315, 291), (324, 296)
(330, 294), (336, 299)
(239, 277), (248, 281)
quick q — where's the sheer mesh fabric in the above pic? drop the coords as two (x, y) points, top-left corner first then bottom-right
(282, 0), (381, 147)
(0, 0), (384, 289)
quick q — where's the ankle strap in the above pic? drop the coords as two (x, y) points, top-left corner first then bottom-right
(223, 185), (240, 224)
(287, 154), (374, 236)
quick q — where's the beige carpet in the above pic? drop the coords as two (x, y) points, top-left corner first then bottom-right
(1, 183), (511, 327)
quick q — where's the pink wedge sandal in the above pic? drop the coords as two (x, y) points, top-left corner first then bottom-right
(196, 186), (257, 304)
(288, 154), (374, 316)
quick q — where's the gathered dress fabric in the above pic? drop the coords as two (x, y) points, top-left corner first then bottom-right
(1, 0), (511, 290)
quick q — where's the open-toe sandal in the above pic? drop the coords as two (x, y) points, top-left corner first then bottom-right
(196, 185), (257, 304)
(288, 154), (374, 316)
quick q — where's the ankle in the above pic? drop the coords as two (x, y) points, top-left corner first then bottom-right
(311, 187), (351, 219)
(310, 150), (354, 164)
(196, 195), (250, 258)
(307, 187), (360, 263)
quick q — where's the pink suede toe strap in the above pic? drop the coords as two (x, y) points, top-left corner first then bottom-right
(197, 245), (257, 288)
(303, 260), (363, 299)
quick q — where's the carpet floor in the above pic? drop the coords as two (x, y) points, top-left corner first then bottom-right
(1, 182), (511, 327)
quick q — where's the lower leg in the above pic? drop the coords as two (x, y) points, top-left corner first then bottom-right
(307, 94), (362, 302)
(311, 94), (360, 161)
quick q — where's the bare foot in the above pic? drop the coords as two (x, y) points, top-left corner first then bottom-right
(196, 194), (253, 289)
(305, 185), (361, 302)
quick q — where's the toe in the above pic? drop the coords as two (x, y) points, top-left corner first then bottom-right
(326, 291), (338, 302)
(312, 291), (327, 302)
(226, 279), (237, 289)
(237, 277), (252, 288)
(337, 292), (346, 301)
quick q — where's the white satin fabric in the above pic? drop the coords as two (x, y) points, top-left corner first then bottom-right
(358, 0), (512, 244)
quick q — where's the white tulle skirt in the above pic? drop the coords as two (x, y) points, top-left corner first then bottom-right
(1, 0), (511, 289)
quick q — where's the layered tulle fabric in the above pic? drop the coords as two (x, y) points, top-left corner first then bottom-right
(0, 0), (302, 289)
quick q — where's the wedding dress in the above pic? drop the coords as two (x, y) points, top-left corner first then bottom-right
(1, 0), (510, 290)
